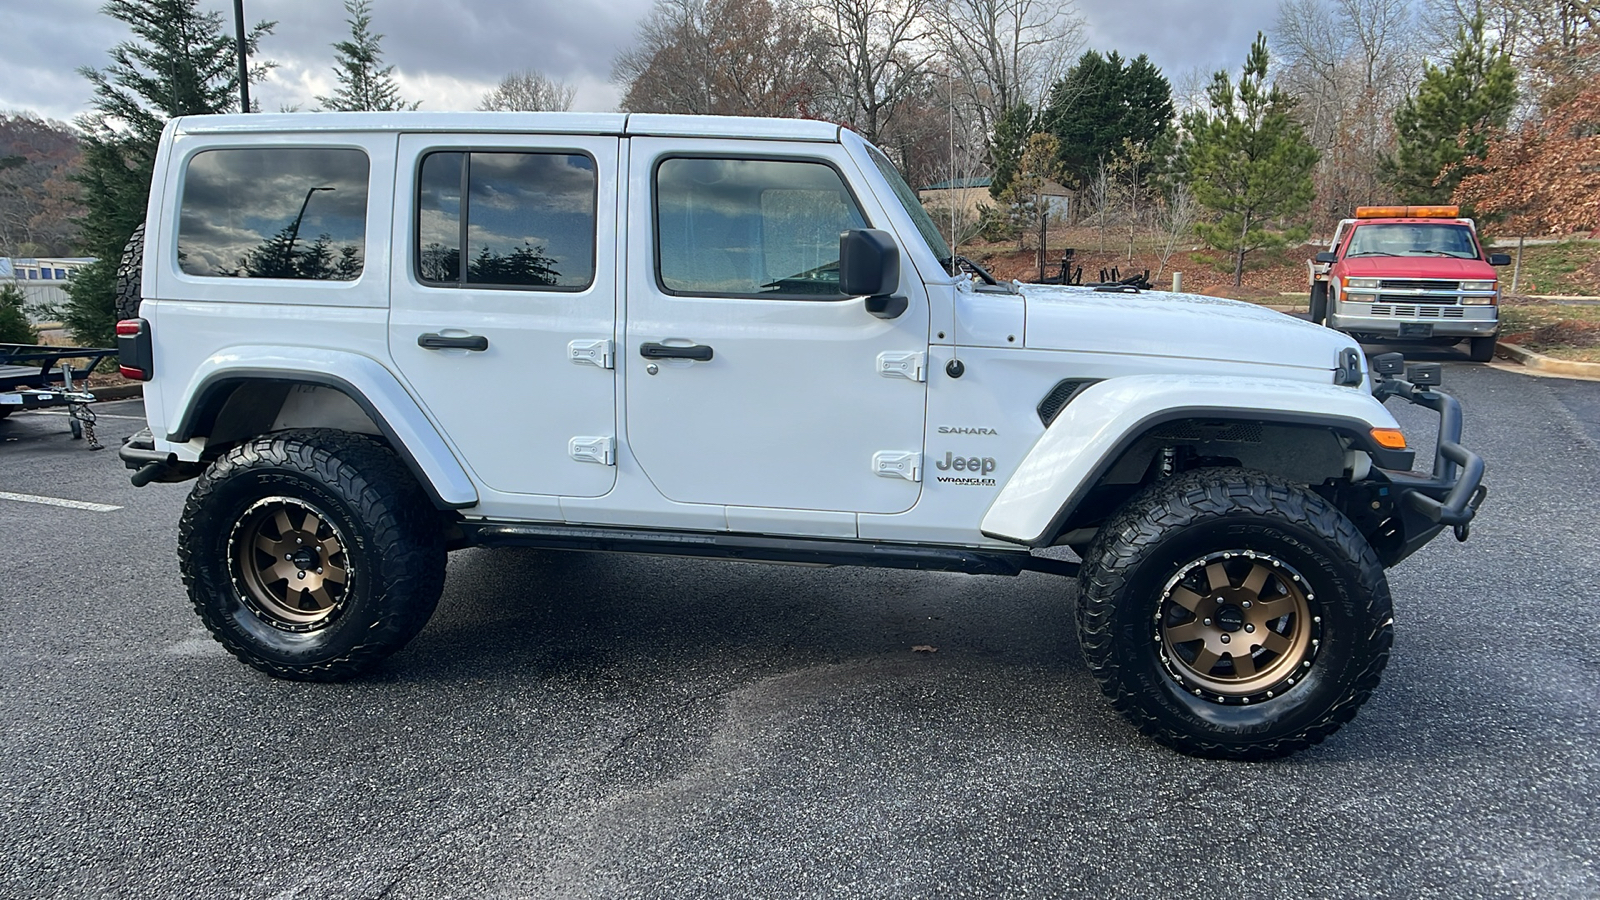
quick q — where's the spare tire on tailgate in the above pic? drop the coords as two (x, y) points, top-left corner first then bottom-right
(114, 222), (145, 322)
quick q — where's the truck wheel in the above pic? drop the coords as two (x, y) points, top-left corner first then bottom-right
(178, 429), (446, 681)
(114, 223), (145, 322)
(1076, 468), (1392, 760)
(1309, 282), (1328, 325)
(1468, 336), (1497, 362)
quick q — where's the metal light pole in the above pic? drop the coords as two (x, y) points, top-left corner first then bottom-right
(234, 0), (251, 113)
(283, 187), (334, 271)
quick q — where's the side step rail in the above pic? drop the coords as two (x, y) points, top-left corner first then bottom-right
(460, 522), (1080, 578)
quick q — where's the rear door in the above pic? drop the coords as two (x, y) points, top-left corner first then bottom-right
(622, 138), (929, 514)
(389, 134), (619, 497)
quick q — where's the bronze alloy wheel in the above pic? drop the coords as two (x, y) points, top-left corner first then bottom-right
(229, 496), (352, 632)
(1156, 550), (1320, 703)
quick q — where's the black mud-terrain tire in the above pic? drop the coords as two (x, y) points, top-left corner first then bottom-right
(114, 222), (145, 322)
(1468, 335), (1497, 362)
(1076, 468), (1392, 760)
(1309, 282), (1329, 325)
(179, 429), (446, 681)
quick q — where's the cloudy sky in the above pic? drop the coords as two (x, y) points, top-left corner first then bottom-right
(0, 0), (1280, 124)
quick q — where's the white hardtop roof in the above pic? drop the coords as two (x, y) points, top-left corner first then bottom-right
(172, 111), (845, 142)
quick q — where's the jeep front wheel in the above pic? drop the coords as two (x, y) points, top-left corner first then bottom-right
(1076, 468), (1393, 760)
(179, 429), (446, 681)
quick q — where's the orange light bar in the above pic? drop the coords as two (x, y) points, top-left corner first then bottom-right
(1355, 205), (1460, 219)
(1370, 428), (1408, 450)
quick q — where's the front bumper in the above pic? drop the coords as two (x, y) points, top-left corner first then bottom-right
(1330, 310), (1498, 338)
(1371, 378), (1487, 561)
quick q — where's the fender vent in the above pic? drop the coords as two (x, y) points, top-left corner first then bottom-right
(1151, 421), (1265, 444)
(1037, 379), (1102, 426)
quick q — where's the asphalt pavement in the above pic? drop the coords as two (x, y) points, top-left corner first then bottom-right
(1, 367), (1597, 899)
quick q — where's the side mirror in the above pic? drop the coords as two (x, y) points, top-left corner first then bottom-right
(1488, 252), (1512, 266)
(840, 229), (902, 318)
(1314, 251), (1338, 264)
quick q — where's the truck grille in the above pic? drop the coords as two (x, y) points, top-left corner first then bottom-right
(1379, 279), (1459, 291)
(1376, 293), (1457, 305)
(1370, 305), (1466, 318)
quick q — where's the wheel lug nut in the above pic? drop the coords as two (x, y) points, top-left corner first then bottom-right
(1203, 618), (1212, 626)
(1241, 600), (1251, 608)
(316, 567), (323, 574)
(1245, 624), (1256, 633)
(1220, 634), (1231, 644)
(296, 571), (306, 580)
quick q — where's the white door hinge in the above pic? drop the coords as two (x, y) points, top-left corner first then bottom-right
(877, 351), (925, 382)
(569, 339), (615, 369)
(569, 436), (616, 466)
(873, 451), (922, 482)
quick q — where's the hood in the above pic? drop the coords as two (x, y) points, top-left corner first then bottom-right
(1020, 284), (1356, 374)
(1338, 256), (1497, 279)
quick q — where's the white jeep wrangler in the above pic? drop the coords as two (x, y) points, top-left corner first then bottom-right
(116, 112), (1485, 759)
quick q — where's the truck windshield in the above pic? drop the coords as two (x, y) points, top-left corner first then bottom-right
(864, 144), (952, 264)
(1345, 223), (1479, 259)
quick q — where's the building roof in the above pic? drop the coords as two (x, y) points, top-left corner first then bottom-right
(921, 177), (992, 191)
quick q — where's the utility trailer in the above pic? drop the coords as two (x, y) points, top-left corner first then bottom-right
(0, 343), (116, 447)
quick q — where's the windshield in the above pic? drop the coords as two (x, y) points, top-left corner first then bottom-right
(1345, 223), (1480, 259)
(863, 143), (952, 263)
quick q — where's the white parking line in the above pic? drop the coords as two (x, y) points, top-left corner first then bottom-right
(0, 491), (122, 512)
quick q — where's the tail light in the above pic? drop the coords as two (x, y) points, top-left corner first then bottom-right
(116, 318), (153, 380)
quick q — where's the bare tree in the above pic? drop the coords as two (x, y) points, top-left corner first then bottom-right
(1422, 0), (1599, 109)
(1151, 183), (1197, 281)
(1089, 156), (1113, 252)
(612, 0), (823, 116)
(1274, 0), (1416, 222)
(812, 0), (935, 143)
(931, 0), (1085, 133)
(479, 70), (576, 111)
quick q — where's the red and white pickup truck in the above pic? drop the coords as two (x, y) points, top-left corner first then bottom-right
(1309, 206), (1512, 361)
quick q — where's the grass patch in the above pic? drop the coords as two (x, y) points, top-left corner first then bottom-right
(1499, 300), (1600, 362)
(1503, 240), (1600, 296)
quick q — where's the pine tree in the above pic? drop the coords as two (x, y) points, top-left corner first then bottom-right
(1383, 15), (1516, 206)
(0, 282), (38, 344)
(63, 0), (273, 346)
(1042, 50), (1173, 191)
(318, 0), (418, 112)
(987, 103), (1035, 201)
(1180, 33), (1318, 288)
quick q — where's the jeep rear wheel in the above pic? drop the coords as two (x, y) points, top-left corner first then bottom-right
(179, 429), (445, 681)
(1076, 468), (1393, 760)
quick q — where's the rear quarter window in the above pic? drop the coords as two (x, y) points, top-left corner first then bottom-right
(177, 147), (370, 280)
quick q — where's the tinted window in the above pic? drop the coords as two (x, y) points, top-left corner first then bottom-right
(178, 148), (369, 279)
(655, 157), (868, 297)
(417, 151), (597, 290)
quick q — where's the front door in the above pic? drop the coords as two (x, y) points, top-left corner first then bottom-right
(624, 139), (928, 514)
(389, 134), (618, 497)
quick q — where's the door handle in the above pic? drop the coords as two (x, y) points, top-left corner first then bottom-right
(639, 342), (713, 361)
(418, 333), (489, 352)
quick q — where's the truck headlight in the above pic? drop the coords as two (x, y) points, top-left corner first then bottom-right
(1460, 280), (1498, 304)
(1343, 277), (1380, 289)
